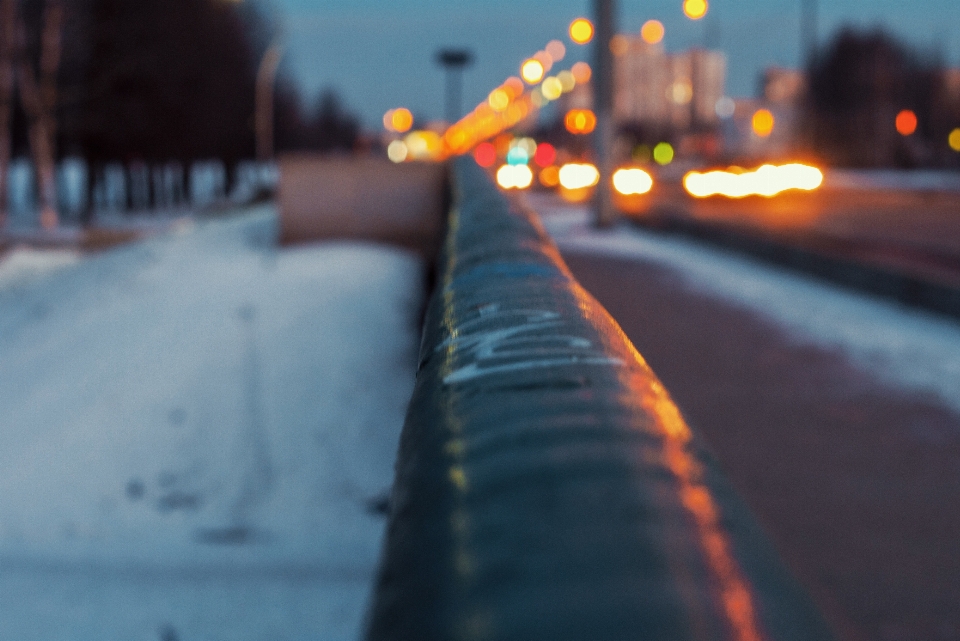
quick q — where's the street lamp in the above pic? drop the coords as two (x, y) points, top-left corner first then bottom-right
(436, 48), (473, 124)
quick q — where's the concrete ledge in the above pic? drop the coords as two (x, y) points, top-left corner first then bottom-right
(277, 154), (447, 258)
(364, 157), (834, 641)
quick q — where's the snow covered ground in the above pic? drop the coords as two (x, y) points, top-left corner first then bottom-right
(532, 197), (960, 416)
(0, 207), (424, 640)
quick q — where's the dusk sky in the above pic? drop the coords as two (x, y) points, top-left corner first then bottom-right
(258, 0), (960, 129)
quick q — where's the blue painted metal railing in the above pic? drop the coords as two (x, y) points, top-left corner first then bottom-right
(364, 157), (834, 641)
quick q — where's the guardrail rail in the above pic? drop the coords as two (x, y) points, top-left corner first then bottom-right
(365, 157), (835, 641)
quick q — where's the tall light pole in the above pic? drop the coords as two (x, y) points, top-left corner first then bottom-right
(593, 0), (617, 228)
(255, 43), (283, 162)
(801, 0), (818, 64)
(436, 48), (473, 124)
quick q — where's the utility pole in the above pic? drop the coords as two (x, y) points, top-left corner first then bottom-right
(436, 48), (472, 125)
(801, 0), (818, 64)
(593, 0), (617, 227)
(255, 43), (283, 162)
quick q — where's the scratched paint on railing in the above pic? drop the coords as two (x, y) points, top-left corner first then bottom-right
(439, 303), (623, 384)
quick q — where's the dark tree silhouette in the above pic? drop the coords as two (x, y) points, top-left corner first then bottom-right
(805, 28), (948, 167)
(60, 0), (262, 165)
(274, 86), (359, 154)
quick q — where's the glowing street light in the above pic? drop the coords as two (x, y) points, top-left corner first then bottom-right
(641, 20), (665, 44)
(896, 109), (917, 136)
(569, 17), (594, 44)
(683, 0), (708, 20)
(571, 61), (592, 83)
(565, 109), (597, 134)
(752, 109), (775, 137)
(520, 58), (545, 84)
(383, 107), (414, 133)
(949, 128), (960, 152)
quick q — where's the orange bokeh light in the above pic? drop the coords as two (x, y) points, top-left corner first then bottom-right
(610, 34), (629, 56)
(565, 109), (597, 134)
(388, 107), (413, 133)
(571, 61), (592, 84)
(569, 18), (594, 44)
(751, 109), (775, 137)
(896, 109), (918, 136)
(683, 0), (708, 19)
(641, 20), (665, 44)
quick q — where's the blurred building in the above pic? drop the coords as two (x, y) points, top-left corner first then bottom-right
(559, 37), (726, 135)
(614, 38), (726, 132)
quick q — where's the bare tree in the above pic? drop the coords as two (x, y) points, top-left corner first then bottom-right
(17, 0), (61, 228)
(0, 0), (15, 227)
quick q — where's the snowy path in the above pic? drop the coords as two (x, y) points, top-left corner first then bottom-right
(0, 208), (423, 640)
(532, 196), (960, 416)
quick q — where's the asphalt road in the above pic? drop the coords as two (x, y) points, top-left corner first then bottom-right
(639, 183), (960, 288)
(561, 247), (960, 641)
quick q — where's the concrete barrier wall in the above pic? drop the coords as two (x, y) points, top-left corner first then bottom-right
(364, 157), (835, 641)
(277, 154), (446, 257)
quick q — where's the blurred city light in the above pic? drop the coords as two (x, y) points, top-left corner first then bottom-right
(473, 141), (496, 167)
(670, 81), (693, 105)
(384, 107), (413, 133)
(571, 61), (592, 84)
(683, 163), (823, 198)
(488, 88), (510, 112)
(506, 146), (529, 165)
(610, 35), (629, 56)
(950, 128), (960, 152)
(534, 142), (557, 167)
(752, 109), (775, 137)
(496, 164), (534, 189)
(569, 18), (594, 44)
(539, 165), (560, 187)
(542, 76), (563, 100)
(557, 70), (576, 92)
(715, 97), (735, 119)
(641, 20), (665, 44)
(559, 163), (600, 189)
(516, 137), (537, 156)
(683, 0), (708, 20)
(565, 109), (597, 134)
(504, 76), (525, 97)
(404, 130), (442, 160)
(387, 140), (408, 163)
(521, 58), (546, 84)
(546, 40), (567, 62)
(896, 109), (918, 136)
(653, 142), (675, 165)
(534, 50), (554, 74)
(613, 168), (654, 195)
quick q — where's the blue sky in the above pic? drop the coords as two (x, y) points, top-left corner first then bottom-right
(257, 0), (960, 129)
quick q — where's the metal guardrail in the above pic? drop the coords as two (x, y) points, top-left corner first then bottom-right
(365, 157), (835, 641)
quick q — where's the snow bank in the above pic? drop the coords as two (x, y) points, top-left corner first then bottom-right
(0, 246), (82, 290)
(534, 199), (960, 416)
(0, 207), (423, 640)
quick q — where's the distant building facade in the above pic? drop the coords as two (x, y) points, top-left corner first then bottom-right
(558, 36), (727, 135)
(613, 38), (726, 132)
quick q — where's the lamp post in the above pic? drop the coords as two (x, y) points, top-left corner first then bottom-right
(436, 48), (473, 124)
(593, 0), (617, 228)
